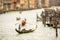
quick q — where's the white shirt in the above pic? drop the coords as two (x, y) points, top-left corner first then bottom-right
(20, 23), (36, 31)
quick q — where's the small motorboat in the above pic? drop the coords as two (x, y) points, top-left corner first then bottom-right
(15, 28), (35, 34)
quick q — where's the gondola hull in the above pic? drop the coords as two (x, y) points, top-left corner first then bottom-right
(15, 28), (35, 34)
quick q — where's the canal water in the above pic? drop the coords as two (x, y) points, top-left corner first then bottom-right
(0, 10), (60, 40)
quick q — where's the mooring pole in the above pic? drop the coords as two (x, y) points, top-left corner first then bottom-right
(55, 21), (58, 37)
(56, 24), (58, 37)
(56, 26), (58, 37)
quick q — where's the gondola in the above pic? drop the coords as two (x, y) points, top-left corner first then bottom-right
(15, 28), (35, 34)
(46, 24), (53, 27)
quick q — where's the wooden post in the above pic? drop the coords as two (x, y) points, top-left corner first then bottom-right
(54, 18), (58, 37)
(55, 11), (58, 37)
(56, 26), (58, 37)
(55, 21), (58, 37)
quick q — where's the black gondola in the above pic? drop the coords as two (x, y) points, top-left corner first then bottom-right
(15, 28), (35, 34)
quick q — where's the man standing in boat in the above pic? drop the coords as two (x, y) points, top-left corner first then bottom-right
(19, 18), (27, 32)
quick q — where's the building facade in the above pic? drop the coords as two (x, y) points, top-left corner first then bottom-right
(3, 0), (11, 11)
(19, 0), (28, 10)
(16, 0), (20, 10)
(29, 0), (36, 9)
(0, 0), (3, 11)
(11, 0), (16, 10)
(0, 0), (60, 11)
(49, 0), (60, 6)
(0, 0), (49, 11)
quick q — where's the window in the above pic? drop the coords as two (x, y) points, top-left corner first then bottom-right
(41, 0), (45, 4)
